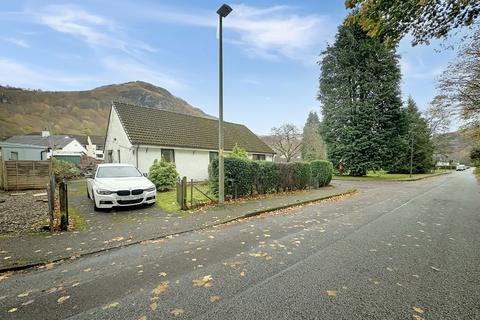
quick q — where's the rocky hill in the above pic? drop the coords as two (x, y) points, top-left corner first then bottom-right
(433, 129), (477, 164)
(0, 81), (212, 138)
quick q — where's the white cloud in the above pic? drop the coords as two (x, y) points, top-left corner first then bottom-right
(101, 56), (184, 91)
(0, 58), (95, 90)
(0, 56), (183, 92)
(142, 3), (332, 61)
(34, 5), (155, 57)
(2, 37), (29, 48)
(400, 57), (444, 80)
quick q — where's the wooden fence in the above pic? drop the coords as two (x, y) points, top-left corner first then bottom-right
(2, 160), (51, 190)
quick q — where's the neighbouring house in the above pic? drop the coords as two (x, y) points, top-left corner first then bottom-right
(69, 134), (105, 160)
(104, 102), (275, 181)
(0, 131), (86, 162)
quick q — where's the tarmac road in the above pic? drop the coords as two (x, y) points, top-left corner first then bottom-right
(1, 169), (479, 319)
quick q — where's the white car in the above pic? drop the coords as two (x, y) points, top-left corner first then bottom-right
(456, 164), (466, 171)
(86, 163), (156, 210)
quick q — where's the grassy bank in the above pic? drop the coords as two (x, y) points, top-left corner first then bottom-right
(334, 170), (451, 181)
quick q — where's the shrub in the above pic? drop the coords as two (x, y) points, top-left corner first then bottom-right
(277, 162), (296, 191)
(148, 159), (178, 192)
(52, 158), (80, 181)
(310, 160), (333, 187)
(228, 143), (249, 159)
(292, 161), (311, 190)
(255, 161), (280, 194)
(209, 157), (256, 198)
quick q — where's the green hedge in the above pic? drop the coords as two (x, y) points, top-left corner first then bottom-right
(255, 161), (280, 194)
(292, 161), (311, 190)
(209, 158), (333, 198)
(209, 157), (256, 197)
(310, 160), (333, 187)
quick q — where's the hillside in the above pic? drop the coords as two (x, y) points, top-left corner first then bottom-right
(433, 129), (477, 164)
(0, 81), (212, 138)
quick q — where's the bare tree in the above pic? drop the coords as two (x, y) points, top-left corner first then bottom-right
(424, 96), (452, 137)
(270, 124), (302, 162)
(434, 23), (480, 135)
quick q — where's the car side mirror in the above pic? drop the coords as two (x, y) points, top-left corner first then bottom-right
(84, 173), (94, 179)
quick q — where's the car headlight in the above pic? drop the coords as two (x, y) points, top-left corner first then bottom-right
(144, 186), (156, 192)
(96, 189), (114, 195)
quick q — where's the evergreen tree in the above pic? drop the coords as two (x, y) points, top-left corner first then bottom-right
(301, 111), (326, 161)
(389, 97), (434, 174)
(318, 23), (404, 176)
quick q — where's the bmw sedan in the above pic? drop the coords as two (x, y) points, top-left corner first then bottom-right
(86, 163), (156, 210)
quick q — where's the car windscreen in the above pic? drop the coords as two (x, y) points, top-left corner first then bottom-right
(96, 166), (142, 178)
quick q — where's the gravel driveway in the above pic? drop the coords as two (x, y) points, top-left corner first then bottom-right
(0, 190), (49, 234)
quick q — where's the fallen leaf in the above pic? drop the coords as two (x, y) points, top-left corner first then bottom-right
(22, 299), (34, 306)
(0, 271), (13, 281)
(240, 271), (246, 277)
(327, 290), (337, 297)
(152, 281), (170, 295)
(57, 295), (70, 304)
(17, 290), (32, 297)
(430, 266), (440, 271)
(413, 307), (424, 314)
(46, 287), (58, 294)
(45, 263), (55, 270)
(138, 316), (147, 320)
(112, 236), (124, 242)
(209, 295), (221, 302)
(102, 302), (119, 310)
(150, 302), (157, 311)
(8, 308), (18, 313)
(72, 282), (80, 287)
(192, 275), (213, 288)
(170, 308), (184, 316)
(83, 268), (92, 272)
(413, 315), (425, 320)
(159, 272), (167, 277)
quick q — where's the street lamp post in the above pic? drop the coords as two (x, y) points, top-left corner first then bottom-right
(217, 4), (232, 206)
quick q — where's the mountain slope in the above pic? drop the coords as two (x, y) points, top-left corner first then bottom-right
(0, 81), (212, 137)
(433, 128), (476, 164)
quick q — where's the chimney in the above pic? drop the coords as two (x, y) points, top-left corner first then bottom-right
(41, 130), (50, 138)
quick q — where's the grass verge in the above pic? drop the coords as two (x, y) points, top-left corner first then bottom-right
(68, 205), (87, 231)
(156, 183), (215, 214)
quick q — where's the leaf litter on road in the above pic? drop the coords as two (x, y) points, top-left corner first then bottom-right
(192, 275), (213, 287)
(170, 308), (184, 316)
(57, 295), (70, 304)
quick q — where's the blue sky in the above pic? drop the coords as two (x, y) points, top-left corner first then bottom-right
(0, 0), (464, 134)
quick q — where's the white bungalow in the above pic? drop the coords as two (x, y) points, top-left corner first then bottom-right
(104, 102), (275, 181)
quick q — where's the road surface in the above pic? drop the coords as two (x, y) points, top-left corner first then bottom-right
(1, 170), (479, 319)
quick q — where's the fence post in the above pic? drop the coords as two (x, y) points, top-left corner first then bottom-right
(59, 179), (69, 231)
(47, 175), (55, 232)
(190, 179), (193, 209)
(181, 176), (187, 210)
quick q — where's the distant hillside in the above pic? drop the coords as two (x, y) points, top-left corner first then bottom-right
(0, 81), (212, 138)
(432, 129), (476, 164)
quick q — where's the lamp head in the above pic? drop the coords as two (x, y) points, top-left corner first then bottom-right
(217, 4), (232, 17)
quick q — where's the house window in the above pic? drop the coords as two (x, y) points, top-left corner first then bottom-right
(10, 151), (18, 160)
(209, 151), (218, 163)
(161, 149), (175, 162)
(117, 150), (121, 163)
(252, 154), (266, 161)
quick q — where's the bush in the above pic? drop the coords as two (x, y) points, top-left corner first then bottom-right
(209, 157), (256, 198)
(310, 160), (333, 187)
(277, 162), (295, 191)
(292, 161), (311, 190)
(228, 144), (249, 159)
(52, 158), (80, 181)
(148, 159), (178, 192)
(255, 161), (280, 194)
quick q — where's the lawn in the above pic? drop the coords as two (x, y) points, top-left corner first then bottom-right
(156, 183), (215, 214)
(334, 170), (451, 181)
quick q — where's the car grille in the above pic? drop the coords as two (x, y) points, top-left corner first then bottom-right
(132, 189), (143, 195)
(117, 190), (130, 196)
(117, 198), (143, 205)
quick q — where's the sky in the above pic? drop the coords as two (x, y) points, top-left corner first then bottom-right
(0, 0), (465, 135)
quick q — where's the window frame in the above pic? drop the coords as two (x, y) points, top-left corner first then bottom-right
(209, 151), (219, 163)
(161, 148), (175, 163)
(252, 154), (266, 161)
